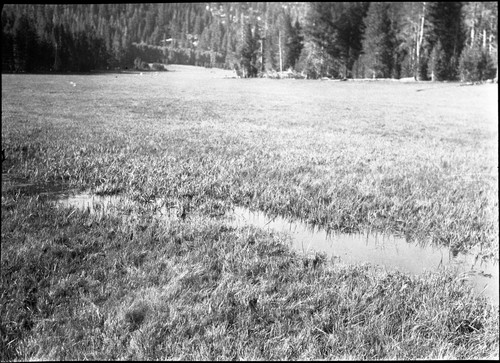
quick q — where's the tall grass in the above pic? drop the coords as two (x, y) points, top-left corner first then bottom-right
(2, 197), (498, 360)
(1, 68), (498, 359)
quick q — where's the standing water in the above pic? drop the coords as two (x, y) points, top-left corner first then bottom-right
(230, 206), (499, 305)
(56, 192), (179, 221)
(51, 191), (498, 305)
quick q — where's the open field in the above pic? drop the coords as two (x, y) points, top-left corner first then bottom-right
(1, 65), (498, 359)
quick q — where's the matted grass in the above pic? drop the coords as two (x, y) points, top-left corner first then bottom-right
(1, 66), (498, 360)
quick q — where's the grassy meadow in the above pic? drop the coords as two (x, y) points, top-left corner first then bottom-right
(1, 65), (498, 360)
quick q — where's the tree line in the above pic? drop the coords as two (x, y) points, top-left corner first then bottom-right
(2, 2), (497, 81)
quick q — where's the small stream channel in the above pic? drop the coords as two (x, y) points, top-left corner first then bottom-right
(3, 176), (498, 305)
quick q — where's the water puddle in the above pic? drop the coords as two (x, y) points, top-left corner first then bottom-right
(56, 193), (179, 222)
(231, 206), (499, 305)
(2, 173), (72, 197)
(48, 190), (498, 305)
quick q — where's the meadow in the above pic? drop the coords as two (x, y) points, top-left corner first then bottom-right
(1, 65), (498, 360)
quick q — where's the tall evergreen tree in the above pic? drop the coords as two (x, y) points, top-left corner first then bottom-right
(13, 13), (38, 72)
(304, 2), (368, 78)
(425, 2), (465, 80)
(238, 21), (257, 77)
(288, 18), (303, 70)
(253, 22), (264, 73)
(193, 14), (202, 37)
(361, 2), (394, 78)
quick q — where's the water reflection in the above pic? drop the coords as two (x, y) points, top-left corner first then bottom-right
(2, 173), (71, 197)
(231, 206), (499, 305)
(56, 193), (179, 222)
(50, 190), (498, 305)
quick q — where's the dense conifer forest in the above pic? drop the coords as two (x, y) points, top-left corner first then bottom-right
(1, 2), (497, 81)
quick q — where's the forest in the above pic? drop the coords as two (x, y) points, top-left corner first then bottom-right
(1, 2), (498, 81)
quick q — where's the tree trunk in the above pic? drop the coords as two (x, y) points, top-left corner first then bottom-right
(53, 43), (61, 72)
(470, 2), (478, 48)
(260, 39), (265, 72)
(278, 29), (283, 73)
(416, 2), (426, 80)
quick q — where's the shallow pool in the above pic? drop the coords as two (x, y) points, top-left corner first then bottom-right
(52, 191), (499, 305)
(230, 206), (499, 305)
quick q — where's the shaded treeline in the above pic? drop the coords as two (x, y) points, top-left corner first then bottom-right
(1, 2), (497, 81)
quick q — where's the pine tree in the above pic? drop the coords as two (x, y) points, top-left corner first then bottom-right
(429, 39), (446, 80)
(361, 2), (394, 78)
(13, 13), (38, 72)
(193, 15), (202, 37)
(459, 42), (496, 82)
(253, 22), (263, 73)
(461, 2), (497, 81)
(288, 18), (303, 70)
(304, 2), (368, 78)
(238, 21), (257, 77)
(425, 2), (464, 80)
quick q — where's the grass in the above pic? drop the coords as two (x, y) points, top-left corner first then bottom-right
(1, 66), (498, 360)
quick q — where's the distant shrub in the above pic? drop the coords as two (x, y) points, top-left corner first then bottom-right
(262, 69), (305, 79)
(134, 57), (150, 71)
(152, 63), (166, 71)
(234, 65), (243, 78)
